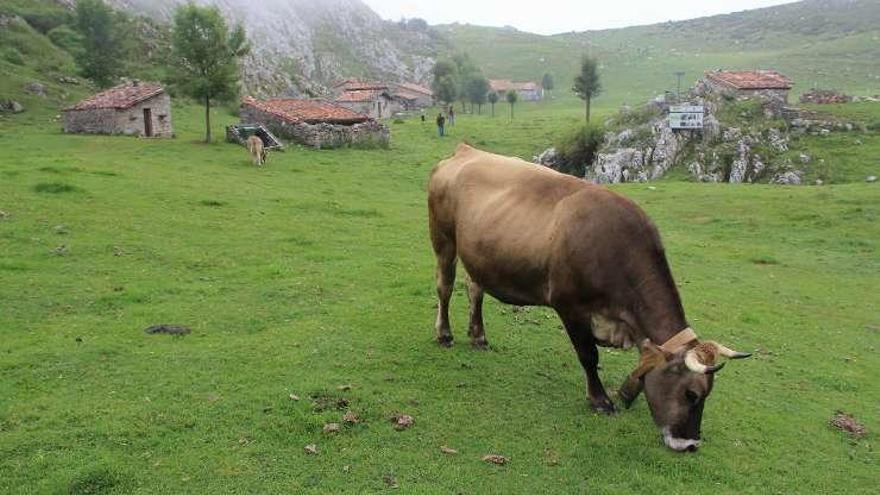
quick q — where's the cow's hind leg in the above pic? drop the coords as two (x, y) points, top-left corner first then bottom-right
(431, 230), (456, 347)
(466, 276), (488, 348)
(557, 307), (615, 414)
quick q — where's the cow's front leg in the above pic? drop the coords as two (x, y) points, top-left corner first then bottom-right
(466, 277), (488, 348)
(557, 308), (615, 414)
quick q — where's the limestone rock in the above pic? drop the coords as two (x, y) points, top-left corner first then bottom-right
(24, 82), (46, 97)
(0, 100), (24, 113)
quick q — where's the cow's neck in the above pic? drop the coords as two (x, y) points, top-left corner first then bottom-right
(631, 277), (689, 346)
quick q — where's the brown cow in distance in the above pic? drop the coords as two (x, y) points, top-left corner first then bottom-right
(427, 143), (750, 451)
(247, 135), (267, 167)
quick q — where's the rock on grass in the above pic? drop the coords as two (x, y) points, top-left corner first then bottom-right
(323, 423), (341, 434)
(343, 410), (360, 424)
(482, 454), (507, 465)
(440, 446), (458, 455)
(391, 413), (414, 431)
(304, 444), (318, 455)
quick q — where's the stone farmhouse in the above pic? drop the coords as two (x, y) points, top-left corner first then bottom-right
(333, 81), (399, 119)
(489, 80), (543, 102)
(63, 81), (172, 137)
(389, 82), (433, 110)
(240, 96), (389, 149)
(332, 79), (434, 112)
(703, 70), (793, 102)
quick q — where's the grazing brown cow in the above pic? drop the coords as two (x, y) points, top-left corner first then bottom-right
(247, 135), (267, 167)
(427, 144), (750, 451)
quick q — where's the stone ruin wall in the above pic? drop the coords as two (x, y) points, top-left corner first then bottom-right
(240, 105), (389, 149)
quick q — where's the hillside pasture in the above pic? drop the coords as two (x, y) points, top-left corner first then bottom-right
(0, 101), (878, 493)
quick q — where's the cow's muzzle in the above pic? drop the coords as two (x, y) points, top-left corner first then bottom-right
(662, 427), (700, 452)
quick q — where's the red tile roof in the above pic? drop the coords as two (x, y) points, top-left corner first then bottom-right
(393, 82), (432, 97)
(333, 80), (389, 91)
(335, 89), (391, 103)
(65, 81), (165, 111)
(706, 70), (793, 90)
(489, 80), (541, 93)
(242, 96), (370, 124)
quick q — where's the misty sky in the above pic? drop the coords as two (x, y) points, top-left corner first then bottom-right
(363, 0), (799, 35)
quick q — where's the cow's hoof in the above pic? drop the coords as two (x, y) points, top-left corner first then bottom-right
(590, 398), (617, 415)
(437, 335), (454, 348)
(470, 338), (489, 350)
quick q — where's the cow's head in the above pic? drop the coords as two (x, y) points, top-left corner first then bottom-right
(619, 339), (750, 452)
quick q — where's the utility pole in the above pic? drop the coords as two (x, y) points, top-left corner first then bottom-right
(674, 71), (686, 102)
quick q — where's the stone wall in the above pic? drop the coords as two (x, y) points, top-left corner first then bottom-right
(63, 93), (172, 137)
(335, 97), (399, 119)
(240, 105), (389, 149)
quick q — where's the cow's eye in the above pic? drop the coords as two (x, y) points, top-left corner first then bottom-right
(685, 390), (700, 404)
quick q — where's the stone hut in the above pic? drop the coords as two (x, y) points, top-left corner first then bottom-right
(63, 81), (172, 137)
(240, 96), (389, 149)
(703, 70), (793, 102)
(489, 80), (543, 102)
(390, 82), (434, 110)
(334, 81), (399, 119)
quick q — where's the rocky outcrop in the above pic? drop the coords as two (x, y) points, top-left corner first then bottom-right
(106, 0), (441, 96)
(800, 89), (853, 105)
(0, 100), (24, 113)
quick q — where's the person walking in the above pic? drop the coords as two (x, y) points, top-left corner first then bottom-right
(448, 106), (455, 127)
(436, 112), (446, 137)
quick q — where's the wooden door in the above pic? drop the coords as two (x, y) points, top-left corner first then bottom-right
(143, 108), (153, 137)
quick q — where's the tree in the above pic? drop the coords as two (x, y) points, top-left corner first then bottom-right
(452, 52), (478, 112)
(506, 89), (518, 120)
(431, 59), (458, 105)
(171, 4), (249, 143)
(541, 72), (554, 97)
(74, 0), (124, 87)
(487, 91), (499, 117)
(573, 55), (602, 122)
(465, 73), (489, 115)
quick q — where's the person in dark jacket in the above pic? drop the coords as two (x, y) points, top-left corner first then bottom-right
(436, 113), (446, 137)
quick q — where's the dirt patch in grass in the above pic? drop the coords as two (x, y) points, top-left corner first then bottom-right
(310, 392), (350, 412)
(829, 411), (868, 439)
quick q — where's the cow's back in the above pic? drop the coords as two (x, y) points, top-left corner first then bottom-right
(429, 144), (595, 304)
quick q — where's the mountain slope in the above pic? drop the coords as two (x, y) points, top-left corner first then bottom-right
(106, 0), (447, 95)
(439, 0), (880, 105)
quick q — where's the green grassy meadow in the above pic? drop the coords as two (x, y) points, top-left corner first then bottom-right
(1, 99), (879, 494)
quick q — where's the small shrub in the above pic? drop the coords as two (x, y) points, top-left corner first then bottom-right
(47, 25), (83, 57)
(34, 182), (81, 193)
(1, 47), (25, 65)
(555, 124), (604, 177)
(393, 118), (405, 124)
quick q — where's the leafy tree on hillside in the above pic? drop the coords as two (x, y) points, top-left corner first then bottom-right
(573, 55), (602, 123)
(171, 4), (249, 143)
(74, 0), (124, 87)
(488, 91), (499, 117)
(465, 73), (489, 114)
(452, 52), (478, 111)
(542, 72), (554, 97)
(506, 89), (518, 120)
(431, 59), (458, 104)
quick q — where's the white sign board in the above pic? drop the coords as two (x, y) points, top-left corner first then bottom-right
(669, 105), (704, 130)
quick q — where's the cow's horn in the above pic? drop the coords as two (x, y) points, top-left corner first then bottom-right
(709, 341), (751, 359)
(684, 349), (726, 374)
